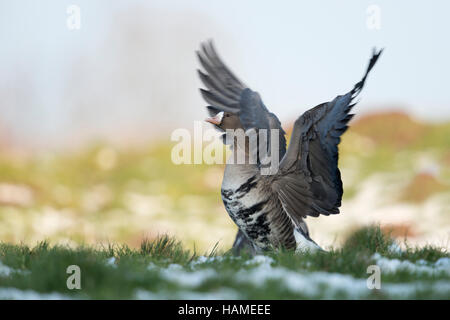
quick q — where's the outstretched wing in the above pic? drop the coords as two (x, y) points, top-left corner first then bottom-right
(272, 49), (383, 226)
(197, 40), (287, 158)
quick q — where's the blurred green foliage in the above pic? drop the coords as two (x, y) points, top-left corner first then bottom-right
(0, 112), (449, 251)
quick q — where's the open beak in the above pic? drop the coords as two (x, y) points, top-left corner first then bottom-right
(205, 112), (224, 125)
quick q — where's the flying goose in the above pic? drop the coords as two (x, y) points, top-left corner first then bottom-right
(197, 40), (382, 253)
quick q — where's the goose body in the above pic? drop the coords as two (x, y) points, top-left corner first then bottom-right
(221, 163), (297, 251)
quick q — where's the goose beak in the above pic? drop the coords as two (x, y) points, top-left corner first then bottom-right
(205, 112), (224, 125)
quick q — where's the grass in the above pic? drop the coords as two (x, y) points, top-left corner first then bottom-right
(0, 226), (448, 299)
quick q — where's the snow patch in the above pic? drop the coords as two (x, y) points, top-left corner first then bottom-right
(0, 261), (29, 277)
(235, 262), (450, 298)
(0, 261), (14, 277)
(235, 262), (369, 298)
(388, 242), (403, 254)
(0, 288), (74, 300)
(145, 254), (450, 299)
(244, 255), (274, 266)
(105, 257), (117, 268)
(189, 255), (229, 267)
(373, 254), (450, 275)
(158, 264), (217, 287)
(135, 288), (240, 300)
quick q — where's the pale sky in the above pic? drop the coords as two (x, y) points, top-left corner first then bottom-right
(0, 0), (449, 147)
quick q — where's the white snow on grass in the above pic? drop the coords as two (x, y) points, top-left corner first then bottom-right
(135, 288), (241, 300)
(150, 255), (274, 289)
(156, 263), (218, 288)
(373, 253), (450, 275)
(189, 255), (242, 267)
(146, 254), (450, 299)
(190, 255), (212, 266)
(235, 258), (371, 298)
(105, 257), (117, 268)
(381, 281), (450, 297)
(189, 255), (226, 267)
(388, 242), (403, 254)
(244, 255), (275, 266)
(236, 260), (450, 298)
(0, 288), (75, 300)
(2, 253), (449, 299)
(0, 261), (29, 277)
(0, 261), (14, 277)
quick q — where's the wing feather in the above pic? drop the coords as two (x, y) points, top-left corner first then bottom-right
(272, 48), (383, 223)
(197, 40), (287, 157)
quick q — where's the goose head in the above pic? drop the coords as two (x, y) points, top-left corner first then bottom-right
(205, 111), (242, 131)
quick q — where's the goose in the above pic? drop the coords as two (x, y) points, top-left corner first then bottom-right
(196, 40), (382, 253)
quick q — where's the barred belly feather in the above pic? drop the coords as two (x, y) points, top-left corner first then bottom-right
(221, 165), (297, 250)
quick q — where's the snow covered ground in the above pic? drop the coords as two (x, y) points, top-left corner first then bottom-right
(133, 255), (450, 300)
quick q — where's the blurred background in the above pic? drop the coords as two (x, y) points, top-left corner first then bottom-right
(0, 0), (449, 252)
